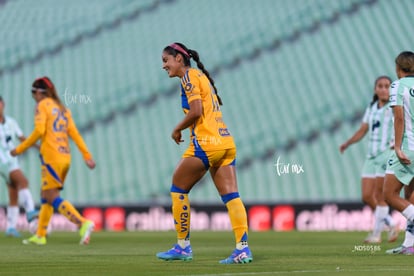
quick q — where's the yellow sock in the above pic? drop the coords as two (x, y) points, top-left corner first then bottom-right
(36, 203), (54, 237)
(53, 198), (85, 226)
(225, 197), (248, 244)
(171, 192), (190, 240)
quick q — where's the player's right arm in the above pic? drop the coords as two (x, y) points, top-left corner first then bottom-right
(12, 102), (46, 156)
(17, 135), (40, 150)
(172, 99), (202, 144)
(340, 105), (370, 153)
(390, 80), (410, 164)
(12, 118), (41, 150)
(339, 123), (369, 153)
(172, 69), (203, 144)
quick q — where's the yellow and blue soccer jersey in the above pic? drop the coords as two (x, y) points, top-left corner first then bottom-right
(180, 68), (235, 152)
(15, 98), (92, 163)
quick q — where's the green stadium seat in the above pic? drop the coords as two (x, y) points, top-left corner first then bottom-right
(0, 0), (410, 205)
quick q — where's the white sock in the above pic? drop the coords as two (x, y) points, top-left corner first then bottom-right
(402, 231), (414, 247)
(6, 206), (19, 229)
(18, 188), (35, 213)
(177, 239), (190, 249)
(403, 220), (414, 247)
(402, 205), (414, 222)
(236, 241), (248, 250)
(373, 206), (387, 236)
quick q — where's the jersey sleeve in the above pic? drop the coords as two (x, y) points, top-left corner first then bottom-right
(361, 105), (371, 124)
(389, 80), (400, 107)
(66, 109), (92, 160)
(10, 117), (24, 137)
(181, 69), (202, 104)
(15, 102), (47, 154)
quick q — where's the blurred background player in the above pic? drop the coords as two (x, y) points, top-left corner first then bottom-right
(0, 96), (38, 237)
(156, 43), (252, 264)
(340, 76), (398, 243)
(384, 51), (414, 255)
(11, 76), (95, 245)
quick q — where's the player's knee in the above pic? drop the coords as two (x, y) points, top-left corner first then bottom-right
(361, 193), (374, 205)
(19, 178), (29, 189)
(383, 190), (393, 205)
(8, 198), (18, 205)
(10, 172), (29, 189)
(41, 189), (61, 204)
(384, 195), (392, 207)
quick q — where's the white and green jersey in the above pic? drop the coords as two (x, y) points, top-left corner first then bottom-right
(0, 116), (23, 164)
(362, 101), (394, 158)
(390, 76), (414, 151)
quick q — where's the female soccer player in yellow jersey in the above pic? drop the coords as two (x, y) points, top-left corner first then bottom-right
(11, 76), (95, 245)
(156, 43), (252, 264)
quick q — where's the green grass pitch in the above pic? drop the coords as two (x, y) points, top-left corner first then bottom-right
(1, 231), (414, 275)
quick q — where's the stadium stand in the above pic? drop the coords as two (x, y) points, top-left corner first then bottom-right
(0, 0), (412, 205)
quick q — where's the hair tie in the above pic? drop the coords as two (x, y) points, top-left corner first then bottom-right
(34, 76), (53, 89)
(42, 77), (53, 88)
(169, 43), (190, 58)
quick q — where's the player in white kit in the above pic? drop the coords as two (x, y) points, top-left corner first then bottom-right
(384, 51), (414, 255)
(340, 76), (398, 243)
(0, 96), (38, 237)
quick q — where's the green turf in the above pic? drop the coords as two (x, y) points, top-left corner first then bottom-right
(1, 231), (414, 275)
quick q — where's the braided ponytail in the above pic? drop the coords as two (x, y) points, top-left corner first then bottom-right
(187, 49), (222, 105)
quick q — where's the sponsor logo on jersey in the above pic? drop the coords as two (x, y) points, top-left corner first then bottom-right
(219, 128), (230, 136)
(372, 120), (381, 131)
(185, 82), (193, 92)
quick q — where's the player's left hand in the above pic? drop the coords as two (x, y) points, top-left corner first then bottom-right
(85, 159), (96, 169)
(10, 149), (17, 157)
